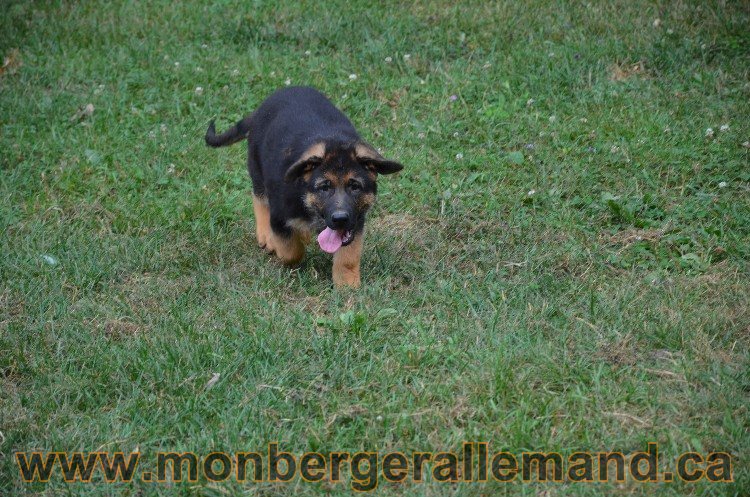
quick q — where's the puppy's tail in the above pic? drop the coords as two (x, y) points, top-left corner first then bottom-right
(205, 116), (252, 147)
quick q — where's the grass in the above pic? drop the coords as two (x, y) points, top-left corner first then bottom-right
(1, 0), (749, 495)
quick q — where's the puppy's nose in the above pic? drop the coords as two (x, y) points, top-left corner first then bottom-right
(330, 210), (350, 227)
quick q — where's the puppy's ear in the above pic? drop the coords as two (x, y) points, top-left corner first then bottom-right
(355, 143), (404, 175)
(284, 142), (325, 182)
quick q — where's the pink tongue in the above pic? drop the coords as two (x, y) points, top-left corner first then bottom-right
(317, 227), (343, 253)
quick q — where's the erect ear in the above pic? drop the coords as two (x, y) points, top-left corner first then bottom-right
(283, 142), (326, 182)
(354, 143), (404, 175)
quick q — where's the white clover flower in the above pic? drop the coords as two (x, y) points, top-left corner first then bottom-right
(384, 56), (392, 63)
(526, 98), (535, 106)
(720, 124), (730, 132)
(284, 78), (291, 86)
(705, 127), (714, 138)
(160, 123), (168, 133)
(194, 86), (203, 95)
(653, 18), (661, 28)
(349, 73), (357, 80)
(174, 62), (180, 68)
(718, 181), (727, 188)
(167, 163), (176, 174)
(403, 54), (411, 60)
(527, 189), (536, 196)
(304, 50), (311, 56)
(201, 43), (208, 49)
(455, 153), (463, 160)
(42, 255), (58, 266)
(231, 69), (240, 77)
(548, 115), (556, 123)
(453, 131), (460, 138)
(417, 132), (425, 139)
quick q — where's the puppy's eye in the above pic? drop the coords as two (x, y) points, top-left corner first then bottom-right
(348, 180), (363, 191)
(316, 181), (332, 192)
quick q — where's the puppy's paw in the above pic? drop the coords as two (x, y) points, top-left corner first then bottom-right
(333, 266), (361, 288)
(257, 233), (269, 250)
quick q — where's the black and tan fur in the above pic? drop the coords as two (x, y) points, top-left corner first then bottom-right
(205, 86), (403, 287)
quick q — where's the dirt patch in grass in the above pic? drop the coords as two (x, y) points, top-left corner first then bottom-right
(69, 273), (194, 335)
(601, 226), (668, 247)
(100, 319), (142, 338)
(114, 273), (191, 314)
(0, 48), (22, 78)
(0, 289), (25, 330)
(374, 213), (441, 246)
(0, 374), (28, 429)
(596, 334), (640, 368)
(609, 60), (648, 81)
(286, 294), (327, 315)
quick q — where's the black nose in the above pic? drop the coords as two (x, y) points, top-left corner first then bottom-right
(330, 210), (350, 227)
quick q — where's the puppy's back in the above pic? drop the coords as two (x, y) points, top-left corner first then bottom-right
(254, 86), (357, 138)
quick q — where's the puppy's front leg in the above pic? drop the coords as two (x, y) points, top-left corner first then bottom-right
(252, 194), (271, 249)
(332, 231), (363, 288)
(266, 216), (305, 266)
(268, 229), (305, 267)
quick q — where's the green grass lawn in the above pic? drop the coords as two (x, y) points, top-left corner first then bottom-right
(1, 0), (749, 495)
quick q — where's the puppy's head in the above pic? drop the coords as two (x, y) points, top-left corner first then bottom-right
(284, 141), (403, 246)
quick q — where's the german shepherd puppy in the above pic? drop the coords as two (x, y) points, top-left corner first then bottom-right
(205, 86), (403, 287)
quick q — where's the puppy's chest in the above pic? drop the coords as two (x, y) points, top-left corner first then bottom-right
(286, 216), (325, 241)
